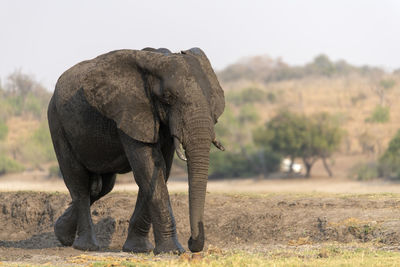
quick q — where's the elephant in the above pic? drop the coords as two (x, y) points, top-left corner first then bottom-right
(47, 47), (225, 254)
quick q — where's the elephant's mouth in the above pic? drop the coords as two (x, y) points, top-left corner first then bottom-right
(173, 136), (225, 162)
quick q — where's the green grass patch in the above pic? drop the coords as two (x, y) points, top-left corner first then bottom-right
(66, 245), (400, 267)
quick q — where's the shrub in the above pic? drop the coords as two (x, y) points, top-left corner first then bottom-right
(379, 79), (396, 90)
(209, 148), (281, 178)
(379, 129), (400, 179)
(209, 151), (254, 178)
(0, 155), (24, 175)
(365, 105), (390, 123)
(349, 162), (379, 181)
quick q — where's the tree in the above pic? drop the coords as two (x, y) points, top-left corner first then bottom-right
(308, 54), (335, 76)
(255, 111), (307, 173)
(256, 111), (343, 177)
(301, 113), (343, 177)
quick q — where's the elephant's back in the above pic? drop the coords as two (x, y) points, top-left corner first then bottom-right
(54, 59), (98, 107)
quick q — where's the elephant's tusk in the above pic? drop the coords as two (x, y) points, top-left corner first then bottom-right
(212, 139), (225, 151)
(174, 137), (187, 161)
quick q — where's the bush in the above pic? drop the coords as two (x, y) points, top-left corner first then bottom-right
(209, 151), (254, 178)
(0, 155), (24, 175)
(379, 129), (400, 179)
(209, 148), (281, 178)
(365, 105), (390, 123)
(349, 162), (379, 181)
(379, 79), (396, 90)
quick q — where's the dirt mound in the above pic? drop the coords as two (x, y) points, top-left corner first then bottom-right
(1, 192), (400, 255)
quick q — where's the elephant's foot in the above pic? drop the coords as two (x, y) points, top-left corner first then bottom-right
(122, 233), (154, 253)
(72, 230), (99, 251)
(54, 206), (77, 246)
(154, 237), (185, 255)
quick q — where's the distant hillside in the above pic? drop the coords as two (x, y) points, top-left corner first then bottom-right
(217, 54), (386, 85)
(214, 55), (400, 163)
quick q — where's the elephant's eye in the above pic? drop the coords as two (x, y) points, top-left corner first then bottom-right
(160, 91), (176, 105)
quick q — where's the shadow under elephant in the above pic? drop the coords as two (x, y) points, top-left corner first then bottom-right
(0, 217), (116, 250)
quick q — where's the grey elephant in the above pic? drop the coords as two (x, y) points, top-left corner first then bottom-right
(47, 47), (225, 254)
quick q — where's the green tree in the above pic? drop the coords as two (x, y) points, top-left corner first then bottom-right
(255, 111), (307, 173)
(256, 111), (343, 177)
(302, 113), (343, 177)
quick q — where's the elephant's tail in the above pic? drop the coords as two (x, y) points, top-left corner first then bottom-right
(90, 174), (103, 199)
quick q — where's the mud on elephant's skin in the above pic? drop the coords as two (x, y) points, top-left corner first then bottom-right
(47, 47), (225, 254)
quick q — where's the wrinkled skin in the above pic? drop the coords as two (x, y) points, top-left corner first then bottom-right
(48, 47), (225, 254)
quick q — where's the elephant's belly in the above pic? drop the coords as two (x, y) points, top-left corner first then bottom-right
(58, 89), (131, 174)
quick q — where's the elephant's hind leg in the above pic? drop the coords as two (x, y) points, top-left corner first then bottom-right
(56, 161), (99, 251)
(49, 111), (99, 250)
(54, 173), (116, 248)
(54, 204), (77, 246)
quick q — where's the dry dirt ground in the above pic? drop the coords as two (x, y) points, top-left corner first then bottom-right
(2, 188), (400, 265)
(3, 159), (400, 266)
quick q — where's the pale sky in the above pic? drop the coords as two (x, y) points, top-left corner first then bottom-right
(1, 0), (400, 90)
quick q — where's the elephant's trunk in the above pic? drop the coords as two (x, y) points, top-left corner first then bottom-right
(184, 117), (212, 252)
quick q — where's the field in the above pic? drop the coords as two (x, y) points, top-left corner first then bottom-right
(2, 175), (400, 266)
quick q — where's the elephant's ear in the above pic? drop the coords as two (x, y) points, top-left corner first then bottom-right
(182, 48), (225, 123)
(81, 50), (175, 143)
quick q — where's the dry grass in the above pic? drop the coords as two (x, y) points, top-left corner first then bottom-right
(5, 117), (40, 146)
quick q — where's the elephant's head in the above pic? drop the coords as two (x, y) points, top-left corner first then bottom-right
(132, 47), (225, 252)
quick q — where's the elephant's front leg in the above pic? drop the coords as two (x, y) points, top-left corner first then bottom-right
(120, 134), (184, 254)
